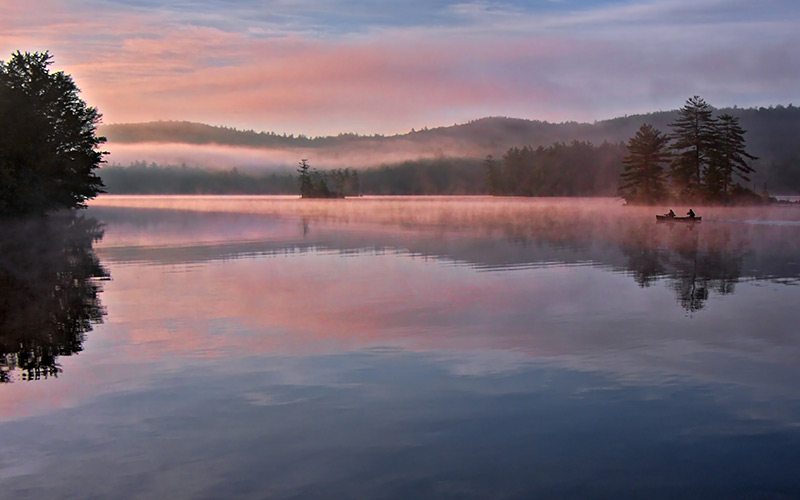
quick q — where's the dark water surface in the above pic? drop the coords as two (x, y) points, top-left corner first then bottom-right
(2, 196), (800, 498)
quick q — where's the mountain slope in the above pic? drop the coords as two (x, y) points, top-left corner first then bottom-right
(100, 105), (800, 192)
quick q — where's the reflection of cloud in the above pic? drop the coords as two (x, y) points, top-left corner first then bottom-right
(93, 228), (800, 394)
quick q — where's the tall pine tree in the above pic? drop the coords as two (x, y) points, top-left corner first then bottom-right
(707, 113), (757, 197)
(297, 158), (312, 197)
(619, 124), (670, 203)
(669, 96), (716, 198)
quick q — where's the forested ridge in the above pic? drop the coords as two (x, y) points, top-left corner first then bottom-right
(102, 104), (800, 194)
(101, 105), (800, 155)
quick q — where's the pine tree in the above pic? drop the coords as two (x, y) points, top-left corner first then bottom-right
(297, 159), (312, 197)
(669, 96), (716, 197)
(619, 124), (670, 203)
(708, 113), (757, 197)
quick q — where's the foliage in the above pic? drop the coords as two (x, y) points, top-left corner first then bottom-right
(485, 155), (502, 195)
(0, 51), (105, 215)
(669, 96), (717, 196)
(104, 104), (800, 193)
(360, 158), (486, 195)
(618, 124), (670, 203)
(101, 162), (297, 194)
(297, 159), (359, 198)
(707, 113), (757, 196)
(619, 96), (762, 204)
(487, 141), (626, 196)
(297, 159), (315, 196)
(103, 159), (486, 195)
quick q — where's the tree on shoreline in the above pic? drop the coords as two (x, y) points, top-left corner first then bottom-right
(297, 159), (358, 198)
(618, 124), (670, 203)
(297, 158), (314, 196)
(0, 51), (105, 215)
(485, 141), (625, 197)
(669, 96), (717, 197)
(618, 96), (759, 204)
(708, 113), (757, 196)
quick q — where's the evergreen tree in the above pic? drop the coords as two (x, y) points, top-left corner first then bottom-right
(310, 169), (332, 197)
(0, 51), (105, 215)
(619, 124), (670, 203)
(708, 113), (757, 196)
(669, 96), (716, 197)
(484, 155), (502, 195)
(297, 158), (313, 197)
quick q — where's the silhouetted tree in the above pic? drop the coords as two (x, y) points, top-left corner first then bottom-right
(707, 113), (757, 197)
(297, 159), (344, 198)
(297, 158), (313, 197)
(0, 51), (105, 215)
(618, 124), (670, 203)
(669, 96), (716, 197)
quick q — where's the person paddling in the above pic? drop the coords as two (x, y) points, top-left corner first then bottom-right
(687, 208), (696, 218)
(666, 209), (676, 218)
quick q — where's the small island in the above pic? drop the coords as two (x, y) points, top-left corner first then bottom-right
(618, 96), (762, 205)
(297, 158), (360, 198)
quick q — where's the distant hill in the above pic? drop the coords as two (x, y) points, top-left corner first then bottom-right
(101, 104), (800, 193)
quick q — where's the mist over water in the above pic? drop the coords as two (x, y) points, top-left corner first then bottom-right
(2, 196), (800, 498)
(104, 137), (488, 172)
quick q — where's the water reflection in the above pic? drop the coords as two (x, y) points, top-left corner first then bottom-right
(620, 223), (746, 312)
(0, 214), (107, 382)
(2, 197), (799, 497)
(90, 197), (800, 314)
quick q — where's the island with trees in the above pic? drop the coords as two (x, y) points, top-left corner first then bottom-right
(618, 96), (762, 204)
(296, 159), (360, 198)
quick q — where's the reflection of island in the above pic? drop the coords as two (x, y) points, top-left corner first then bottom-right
(0, 215), (108, 382)
(621, 223), (745, 312)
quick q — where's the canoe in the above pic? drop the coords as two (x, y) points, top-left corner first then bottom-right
(656, 215), (702, 222)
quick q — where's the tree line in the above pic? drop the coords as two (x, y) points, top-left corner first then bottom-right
(485, 141), (625, 196)
(103, 158), (488, 195)
(619, 96), (760, 204)
(102, 162), (298, 194)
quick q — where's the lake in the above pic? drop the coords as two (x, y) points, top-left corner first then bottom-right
(2, 196), (800, 498)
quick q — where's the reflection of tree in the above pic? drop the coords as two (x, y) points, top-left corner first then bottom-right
(621, 223), (745, 313)
(0, 214), (107, 382)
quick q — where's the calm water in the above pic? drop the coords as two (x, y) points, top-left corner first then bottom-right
(2, 196), (800, 498)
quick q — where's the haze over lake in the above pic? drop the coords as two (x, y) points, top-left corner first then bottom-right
(2, 196), (799, 498)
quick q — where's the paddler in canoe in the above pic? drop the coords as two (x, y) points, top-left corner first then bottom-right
(656, 209), (701, 222)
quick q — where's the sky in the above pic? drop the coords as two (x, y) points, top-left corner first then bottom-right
(2, 0), (799, 135)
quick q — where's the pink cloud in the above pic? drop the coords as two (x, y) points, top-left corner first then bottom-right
(2, 1), (798, 135)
